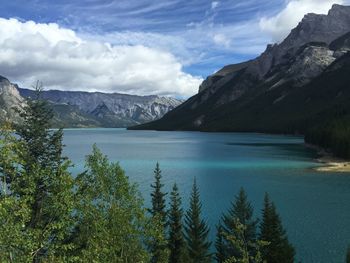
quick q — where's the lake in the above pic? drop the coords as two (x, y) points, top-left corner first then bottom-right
(63, 128), (350, 263)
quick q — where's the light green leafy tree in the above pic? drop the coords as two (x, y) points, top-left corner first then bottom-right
(223, 219), (267, 263)
(72, 145), (150, 262)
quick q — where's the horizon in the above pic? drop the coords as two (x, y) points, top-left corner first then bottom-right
(0, 0), (349, 98)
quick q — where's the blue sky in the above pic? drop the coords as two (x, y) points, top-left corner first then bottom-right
(0, 0), (285, 76)
(0, 0), (347, 97)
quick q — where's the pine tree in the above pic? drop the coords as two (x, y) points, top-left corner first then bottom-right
(149, 162), (169, 263)
(216, 188), (258, 261)
(168, 183), (187, 263)
(184, 178), (211, 263)
(0, 84), (75, 261)
(15, 83), (64, 172)
(259, 193), (295, 263)
(150, 162), (167, 222)
(215, 224), (227, 263)
(346, 246), (350, 263)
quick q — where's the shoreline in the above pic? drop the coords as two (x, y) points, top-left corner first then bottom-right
(305, 144), (350, 172)
(314, 156), (350, 172)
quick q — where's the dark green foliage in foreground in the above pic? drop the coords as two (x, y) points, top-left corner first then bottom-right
(259, 193), (295, 263)
(150, 162), (168, 223)
(216, 188), (258, 262)
(0, 85), (75, 261)
(168, 183), (188, 263)
(347, 246), (350, 263)
(0, 88), (154, 262)
(184, 178), (211, 263)
(215, 224), (227, 263)
(149, 162), (169, 263)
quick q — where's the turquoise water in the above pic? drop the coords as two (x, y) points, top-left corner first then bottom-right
(63, 128), (350, 263)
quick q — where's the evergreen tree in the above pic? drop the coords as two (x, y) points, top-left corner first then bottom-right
(168, 183), (187, 263)
(148, 215), (170, 263)
(149, 162), (169, 263)
(215, 224), (227, 263)
(184, 178), (211, 263)
(150, 162), (167, 222)
(0, 85), (75, 261)
(216, 188), (258, 261)
(347, 246), (350, 263)
(15, 84), (65, 172)
(259, 193), (295, 263)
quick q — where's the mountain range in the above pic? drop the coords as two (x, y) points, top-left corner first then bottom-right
(132, 4), (350, 135)
(0, 78), (182, 128)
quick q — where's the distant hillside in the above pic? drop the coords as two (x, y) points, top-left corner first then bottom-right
(0, 78), (182, 128)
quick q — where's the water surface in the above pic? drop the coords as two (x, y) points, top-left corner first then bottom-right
(63, 128), (350, 263)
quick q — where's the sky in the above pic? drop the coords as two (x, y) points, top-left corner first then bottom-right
(0, 0), (349, 98)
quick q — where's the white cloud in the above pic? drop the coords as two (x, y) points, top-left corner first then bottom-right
(0, 18), (203, 97)
(259, 0), (349, 42)
(86, 20), (268, 68)
(211, 1), (220, 10)
(212, 33), (231, 48)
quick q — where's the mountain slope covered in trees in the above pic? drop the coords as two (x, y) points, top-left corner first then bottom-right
(131, 4), (350, 158)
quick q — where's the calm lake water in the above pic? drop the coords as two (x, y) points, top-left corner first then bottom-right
(63, 128), (350, 263)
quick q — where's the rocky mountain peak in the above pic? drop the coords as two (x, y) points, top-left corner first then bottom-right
(282, 4), (350, 50)
(0, 76), (23, 101)
(328, 4), (350, 17)
(0, 76), (25, 123)
(244, 4), (350, 79)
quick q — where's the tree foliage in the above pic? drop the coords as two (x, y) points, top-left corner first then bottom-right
(168, 183), (187, 263)
(150, 162), (167, 222)
(259, 193), (295, 263)
(216, 188), (258, 262)
(72, 145), (150, 262)
(305, 118), (350, 158)
(149, 162), (169, 263)
(222, 219), (267, 263)
(0, 85), (75, 262)
(184, 178), (211, 263)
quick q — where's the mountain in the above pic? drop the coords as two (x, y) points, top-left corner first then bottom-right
(18, 88), (182, 127)
(0, 78), (183, 128)
(131, 4), (350, 132)
(0, 76), (25, 124)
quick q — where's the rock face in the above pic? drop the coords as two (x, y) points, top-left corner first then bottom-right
(198, 61), (253, 93)
(0, 76), (25, 123)
(131, 4), (350, 133)
(0, 77), (182, 128)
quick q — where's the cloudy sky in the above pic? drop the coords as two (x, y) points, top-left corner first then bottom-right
(0, 0), (349, 97)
